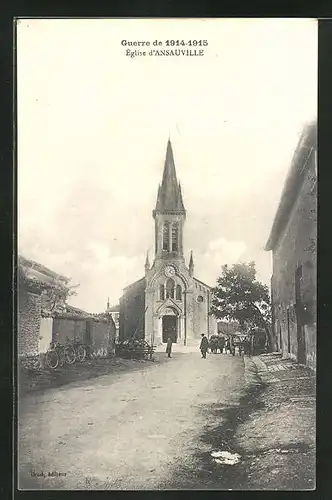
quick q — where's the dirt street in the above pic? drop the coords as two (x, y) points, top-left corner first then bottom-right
(18, 349), (245, 490)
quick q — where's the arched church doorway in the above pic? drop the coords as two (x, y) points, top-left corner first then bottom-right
(162, 314), (178, 343)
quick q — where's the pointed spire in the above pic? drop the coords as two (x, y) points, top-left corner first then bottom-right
(106, 297), (110, 310)
(154, 140), (186, 213)
(178, 182), (185, 212)
(145, 251), (150, 270)
(155, 184), (162, 211)
(189, 251), (194, 277)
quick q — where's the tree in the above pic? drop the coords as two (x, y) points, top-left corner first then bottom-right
(211, 261), (272, 349)
(18, 260), (79, 315)
(42, 281), (79, 314)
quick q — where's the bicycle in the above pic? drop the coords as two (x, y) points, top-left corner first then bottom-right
(69, 338), (87, 363)
(45, 341), (76, 370)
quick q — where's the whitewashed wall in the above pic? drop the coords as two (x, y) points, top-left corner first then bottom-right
(39, 317), (53, 353)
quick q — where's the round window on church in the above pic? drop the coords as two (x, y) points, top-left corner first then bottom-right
(197, 295), (204, 303)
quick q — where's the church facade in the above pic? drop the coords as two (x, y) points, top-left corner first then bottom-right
(119, 140), (217, 346)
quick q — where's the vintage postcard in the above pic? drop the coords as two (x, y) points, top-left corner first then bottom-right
(17, 18), (317, 490)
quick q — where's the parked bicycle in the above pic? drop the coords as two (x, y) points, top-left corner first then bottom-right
(68, 338), (87, 363)
(45, 341), (76, 370)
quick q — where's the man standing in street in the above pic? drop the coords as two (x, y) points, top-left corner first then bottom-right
(166, 336), (173, 358)
(200, 333), (209, 359)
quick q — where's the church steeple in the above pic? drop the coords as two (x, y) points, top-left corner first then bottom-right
(152, 140), (186, 261)
(154, 140), (186, 214)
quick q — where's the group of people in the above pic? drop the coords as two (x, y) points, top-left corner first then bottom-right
(200, 334), (239, 357)
(165, 333), (253, 359)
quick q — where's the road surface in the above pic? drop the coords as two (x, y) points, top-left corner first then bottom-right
(19, 347), (245, 490)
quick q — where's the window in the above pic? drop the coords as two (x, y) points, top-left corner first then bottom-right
(171, 222), (178, 252)
(160, 284), (165, 300)
(166, 278), (175, 299)
(163, 222), (170, 251)
(197, 295), (204, 303)
(176, 284), (182, 301)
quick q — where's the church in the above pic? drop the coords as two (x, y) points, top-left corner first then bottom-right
(119, 140), (217, 346)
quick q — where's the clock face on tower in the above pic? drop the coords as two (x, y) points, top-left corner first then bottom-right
(164, 265), (176, 277)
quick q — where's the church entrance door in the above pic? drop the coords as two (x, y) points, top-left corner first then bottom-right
(162, 315), (177, 343)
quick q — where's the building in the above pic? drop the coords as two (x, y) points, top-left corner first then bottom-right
(105, 299), (120, 341)
(265, 122), (317, 371)
(119, 140), (217, 346)
(18, 255), (116, 359)
(18, 255), (70, 357)
(52, 305), (116, 358)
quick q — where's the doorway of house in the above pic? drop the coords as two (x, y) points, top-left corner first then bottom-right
(162, 315), (177, 343)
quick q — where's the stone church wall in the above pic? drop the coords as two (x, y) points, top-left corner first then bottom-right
(192, 281), (216, 338)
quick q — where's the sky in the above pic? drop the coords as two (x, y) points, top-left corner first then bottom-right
(17, 18), (317, 313)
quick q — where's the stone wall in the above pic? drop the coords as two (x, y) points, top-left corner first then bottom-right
(271, 151), (316, 370)
(18, 288), (42, 357)
(119, 279), (146, 341)
(89, 319), (116, 357)
(53, 316), (116, 357)
(52, 318), (87, 344)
